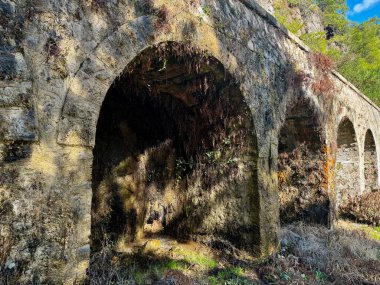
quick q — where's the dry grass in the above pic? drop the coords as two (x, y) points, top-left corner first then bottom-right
(86, 242), (137, 285)
(85, 222), (380, 284)
(278, 143), (328, 224)
(337, 220), (380, 242)
(312, 76), (334, 96)
(85, 236), (258, 285)
(279, 223), (380, 284)
(311, 53), (333, 73)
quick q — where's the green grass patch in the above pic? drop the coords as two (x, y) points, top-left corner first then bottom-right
(315, 270), (328, 282)
(130, 258), (189, 284)
(171, 247), (217, 269)
(208, 267), (254, 285)
(369, 227), (380, 241)
(164, 260), (187, 271)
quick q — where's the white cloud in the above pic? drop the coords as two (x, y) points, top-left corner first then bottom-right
(352, 0), (380, 14)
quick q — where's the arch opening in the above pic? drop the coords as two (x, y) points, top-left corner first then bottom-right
(91, 42), (259, 256)
(364, 130), (378, 193)
(336, 118), (360, 206)
(278, 98), (328, 224)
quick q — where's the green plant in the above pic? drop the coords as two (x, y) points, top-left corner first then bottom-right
(337, 18), (380, 106)
(315, 270), (328, 282)
(274, 0), (306, 35)
(223, 138), (231, 146)
(210, 267), (253, 285)
(280, 271), (291, 281)
(281, 239), (293, 254)
(171, 247), (217, 269)
(175, 157), (195, 181)
(165, 260), (187, 271)
(315, 0), (348, 34)
(300, 32), (327, 53)
(288, 0), (301, 6)
(208, 276), (218, 285)
(202, 5), (212, 16)
(205, 151), (221, 165)
(185, 205), (191, 218)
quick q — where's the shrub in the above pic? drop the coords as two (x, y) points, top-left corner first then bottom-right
(339, 190), (380, 226)
(311, 52), (333, 73)
(310, 52), (335, 98)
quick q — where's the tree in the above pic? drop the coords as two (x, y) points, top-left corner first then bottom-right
(337, 18), (380, 105)
(315, 0), (348, 34)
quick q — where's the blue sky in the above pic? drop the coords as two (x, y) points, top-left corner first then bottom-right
(347, 0), (380, 22)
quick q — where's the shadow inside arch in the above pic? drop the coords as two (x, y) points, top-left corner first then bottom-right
(90, 42), (260, 262)
(364, 129), (378, 193)
(278, 96), (329, 225)
(335, 117), (360, 208)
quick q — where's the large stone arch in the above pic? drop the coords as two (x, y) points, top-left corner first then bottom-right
(335, 116), (360, 206)
(364, 129), (379, 193)
(56, 21), (233, 148)
(55, 31), (280, 259)
(278, 96), (328, 224)
(47, 7), (285, 280)
(50, 36), (283, 282)
(90, 41), (260, 255)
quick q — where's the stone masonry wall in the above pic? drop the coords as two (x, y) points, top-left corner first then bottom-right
(0, 0), (379, 284)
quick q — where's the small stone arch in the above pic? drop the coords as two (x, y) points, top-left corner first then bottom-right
(90, 42), (260, 258)
(335, 117), (360, 205)
(278, 97), (328, 224)
(364, 129), (378, 193)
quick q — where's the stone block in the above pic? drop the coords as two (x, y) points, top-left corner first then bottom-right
(0, 107), (38, 141)
(0, 52), (29, 80)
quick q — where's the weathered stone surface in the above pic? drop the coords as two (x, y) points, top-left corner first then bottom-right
(0, 0), (379, 284)
(0, 107), (37, 141)
(0, 52), (29, 80)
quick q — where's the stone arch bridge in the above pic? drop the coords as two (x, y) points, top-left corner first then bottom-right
(0, 0), (379, 284)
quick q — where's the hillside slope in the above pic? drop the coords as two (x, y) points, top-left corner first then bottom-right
(273, 0), (380, 106)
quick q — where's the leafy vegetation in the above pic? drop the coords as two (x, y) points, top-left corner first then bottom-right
(274, 0), (380, 106)
(208, 267), (252, 285)
(337, 18), (380, 106)
(315, 0), (348, 33)
(170, 247), (218, 269)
